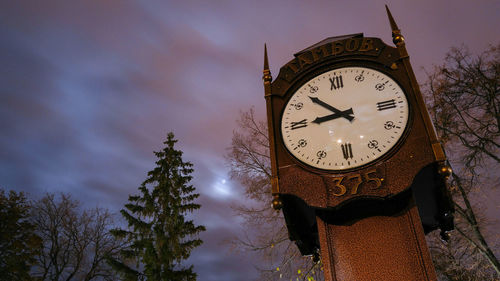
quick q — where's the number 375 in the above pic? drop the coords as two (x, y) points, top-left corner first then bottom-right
(329, 169), (383, 197)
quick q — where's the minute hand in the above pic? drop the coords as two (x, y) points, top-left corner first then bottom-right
(309, 96), (354, 121)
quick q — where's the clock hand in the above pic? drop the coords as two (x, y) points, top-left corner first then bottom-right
(312, 108), (355, 124)
(309, 96), (354, 122)
(309, 96), (343, 113)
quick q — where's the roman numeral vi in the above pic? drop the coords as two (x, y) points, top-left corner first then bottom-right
(341, 143), (353, 160)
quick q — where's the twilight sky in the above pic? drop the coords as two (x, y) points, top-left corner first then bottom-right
(1, 0), (499, 280)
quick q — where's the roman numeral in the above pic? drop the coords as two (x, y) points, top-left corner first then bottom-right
(377, 99), (397, 111)
(341, 143), (353, 160)
(329, 75), (343, 90)
(290, 119), (308, 130)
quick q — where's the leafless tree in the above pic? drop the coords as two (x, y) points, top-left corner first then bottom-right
(424, 44), (500, 279)
(426, 174), (498, 281)
(30, 193), (124, 281)
(226, 108), (322, 281)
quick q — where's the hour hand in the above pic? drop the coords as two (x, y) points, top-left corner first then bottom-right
(312, 108), (354, 124)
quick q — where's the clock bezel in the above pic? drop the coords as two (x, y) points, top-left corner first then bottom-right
(279, 61), (414, 174)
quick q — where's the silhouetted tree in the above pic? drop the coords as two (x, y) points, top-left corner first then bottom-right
(109, 132), (205, 281)
(0, 189), (40, 281)
(424, 44), (500, 279)
(226, 109), (322, 281)
(30, 193), (123, 281)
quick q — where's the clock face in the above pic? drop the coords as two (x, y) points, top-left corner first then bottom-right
(280, 66), (409, 171)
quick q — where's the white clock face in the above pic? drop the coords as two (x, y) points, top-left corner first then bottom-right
(280, 66), (409, 171)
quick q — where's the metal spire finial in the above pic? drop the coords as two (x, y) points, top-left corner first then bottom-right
(385, 5), (405, 46)
(263, 44), (272, 82)
(264, 44), (269, 70)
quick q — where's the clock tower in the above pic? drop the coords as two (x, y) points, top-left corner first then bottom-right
(263, 6), (454, 281)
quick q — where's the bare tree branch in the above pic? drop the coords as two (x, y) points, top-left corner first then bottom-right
(31, 193), (123, 281)
(424, 44), (500, 279)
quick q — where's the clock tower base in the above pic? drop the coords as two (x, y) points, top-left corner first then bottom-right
(316, 198), (437, 281)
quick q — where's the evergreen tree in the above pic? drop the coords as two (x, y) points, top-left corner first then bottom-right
(109, 132), (205, 281)
(0, 189), (41, 281)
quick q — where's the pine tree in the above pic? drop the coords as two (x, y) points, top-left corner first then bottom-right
(0, 189), (41, 281)
(109, 133), (205, 281)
